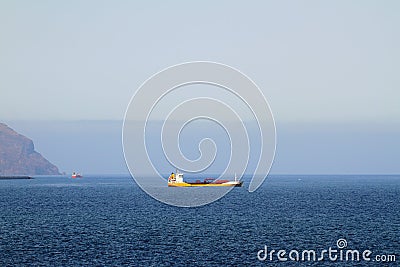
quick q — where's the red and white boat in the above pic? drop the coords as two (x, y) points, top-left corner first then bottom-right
(71, 172), (83, 178)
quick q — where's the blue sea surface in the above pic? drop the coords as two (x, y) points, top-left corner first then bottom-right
(0, 175), (399, 266)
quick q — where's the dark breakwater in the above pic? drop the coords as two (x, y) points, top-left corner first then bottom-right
(0, 175), (32, 180)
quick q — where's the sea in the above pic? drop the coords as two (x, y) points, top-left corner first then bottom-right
(0, 175), (399, 266)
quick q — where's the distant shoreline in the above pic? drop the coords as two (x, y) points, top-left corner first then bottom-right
(0, 176), (33, 180)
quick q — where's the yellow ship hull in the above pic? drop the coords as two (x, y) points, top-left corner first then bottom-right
(168, 181), (243, 187)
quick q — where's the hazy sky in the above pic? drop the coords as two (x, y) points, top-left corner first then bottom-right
(1, 1), (399, 123)
(1, 1), (399, 175)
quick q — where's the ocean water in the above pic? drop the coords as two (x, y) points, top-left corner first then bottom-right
(0, 175), (399, 266)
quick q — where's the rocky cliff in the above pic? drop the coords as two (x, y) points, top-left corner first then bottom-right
(0, 123), (60, 175)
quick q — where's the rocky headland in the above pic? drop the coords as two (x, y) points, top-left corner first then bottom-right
(0, 123), (60, 176)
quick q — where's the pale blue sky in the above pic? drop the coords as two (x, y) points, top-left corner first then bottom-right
(1, 1), (399, 174)
(1, 1), (399, 123)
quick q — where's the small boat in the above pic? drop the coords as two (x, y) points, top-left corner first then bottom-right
(168, 171), (243, 187)
(71, 172), (83, 178)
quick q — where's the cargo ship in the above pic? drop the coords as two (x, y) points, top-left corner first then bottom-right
(168, 171), (243, 187)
